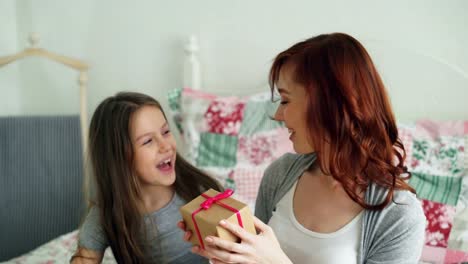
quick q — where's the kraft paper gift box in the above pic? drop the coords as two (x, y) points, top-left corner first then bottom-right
(179, 188), (256, 249)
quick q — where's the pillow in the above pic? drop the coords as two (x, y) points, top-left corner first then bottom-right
(168, 88), (294, 209)
(400, 120), (468, 263)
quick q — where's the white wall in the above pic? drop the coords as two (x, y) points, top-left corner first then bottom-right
(1, 0), (467, 122)
(0, 0), (21, 115)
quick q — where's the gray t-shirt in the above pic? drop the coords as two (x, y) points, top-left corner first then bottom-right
(255, 153), (426, 264)
(78, 193), (207, 264)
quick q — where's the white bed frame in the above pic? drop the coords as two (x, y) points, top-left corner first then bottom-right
(182, 35), (468, 121)
(183, 35), (201, 90)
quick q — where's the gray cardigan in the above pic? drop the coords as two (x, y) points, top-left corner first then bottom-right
(255, 153), (426, 264)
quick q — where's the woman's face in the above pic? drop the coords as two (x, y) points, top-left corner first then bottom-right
(130, 105), (177, 189)
(274, 64), (314, 154)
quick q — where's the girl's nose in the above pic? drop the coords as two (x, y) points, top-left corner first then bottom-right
(274, 106), (284, 121)
(158, 139), (171, 153)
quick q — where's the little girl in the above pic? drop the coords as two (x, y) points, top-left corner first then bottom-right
(71, 92), (221, 263)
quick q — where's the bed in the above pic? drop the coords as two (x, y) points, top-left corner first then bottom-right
(2, 35), (467, 264)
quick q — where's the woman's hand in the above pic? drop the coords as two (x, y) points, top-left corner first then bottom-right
(193, 216), (292, 264)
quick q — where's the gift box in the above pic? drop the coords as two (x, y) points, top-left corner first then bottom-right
(179, 188), (256, 249)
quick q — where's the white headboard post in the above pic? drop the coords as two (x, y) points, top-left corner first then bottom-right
(183, 35), (201, 90)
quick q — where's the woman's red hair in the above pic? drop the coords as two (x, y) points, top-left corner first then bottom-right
(269, 33), (415, 210)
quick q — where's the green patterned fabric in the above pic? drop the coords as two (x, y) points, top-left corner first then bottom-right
(239, 100), (284, 136)
(196, 132), (238, 167)
(167, 88), (184, 134)
(409, 172), (462, 206)
(167, 87), (182, 111)
(412, 137), (465, 177)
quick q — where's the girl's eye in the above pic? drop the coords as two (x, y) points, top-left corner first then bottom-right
(272, 96), (288, 105)
(143, 138), (152, 145)
(163, 130), (171, 136)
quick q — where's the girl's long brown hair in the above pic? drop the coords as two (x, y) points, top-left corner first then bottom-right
(269, 33), (415, 210)
(86, 92), (221, 263)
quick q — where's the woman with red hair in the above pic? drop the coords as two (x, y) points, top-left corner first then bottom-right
(185, 33), (426, 264)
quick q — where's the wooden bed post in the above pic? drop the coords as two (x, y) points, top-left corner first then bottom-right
(0, 33), (89, 158)
(78, 71), (88, 158)
(0, 33), (90, 203)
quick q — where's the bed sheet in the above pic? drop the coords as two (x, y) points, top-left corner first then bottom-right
(3, 231), (116, 264)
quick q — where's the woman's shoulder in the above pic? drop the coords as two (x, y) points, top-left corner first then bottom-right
(362, 185), (426, 261)
(260, 152), (316, 190)
(393, 189), (425, 224)
(265, 152), (300, 172)
(366, 184), (425, 228)
(265, 152), (316, 176)
(368, 184), (423, 207)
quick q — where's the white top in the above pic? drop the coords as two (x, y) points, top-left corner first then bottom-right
(268, 180), (363, 264)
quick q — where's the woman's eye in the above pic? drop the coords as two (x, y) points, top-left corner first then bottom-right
(280, 101), (289, 105)
(143, 139), (152, 145)
(163, 130), (171, 135)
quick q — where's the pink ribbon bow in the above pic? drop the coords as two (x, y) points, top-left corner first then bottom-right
(200, 189), (234, 209)
(191, 189), (244, 249)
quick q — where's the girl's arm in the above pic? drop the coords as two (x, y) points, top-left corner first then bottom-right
(70, 248), (103, 264)
(73, 207), (108, 263)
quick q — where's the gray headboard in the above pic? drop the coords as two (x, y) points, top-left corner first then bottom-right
(0, 116), (84, 261)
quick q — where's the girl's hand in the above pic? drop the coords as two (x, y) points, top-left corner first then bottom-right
(193, 216), (292, 264)
(177, 221), (193, 242)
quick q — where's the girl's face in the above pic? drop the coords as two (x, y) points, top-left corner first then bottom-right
(130, 105), (177, 190)
(274, 64), (314, 154)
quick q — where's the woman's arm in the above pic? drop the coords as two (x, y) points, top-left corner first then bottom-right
(70, 248), (104, 264)
(366, 219), (425, 264)
(365, 191), (426, 264)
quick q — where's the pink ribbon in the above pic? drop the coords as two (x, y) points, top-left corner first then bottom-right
(191, 189), (244, 249)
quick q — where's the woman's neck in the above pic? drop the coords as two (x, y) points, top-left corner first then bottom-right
(139, 185), (175, 213)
